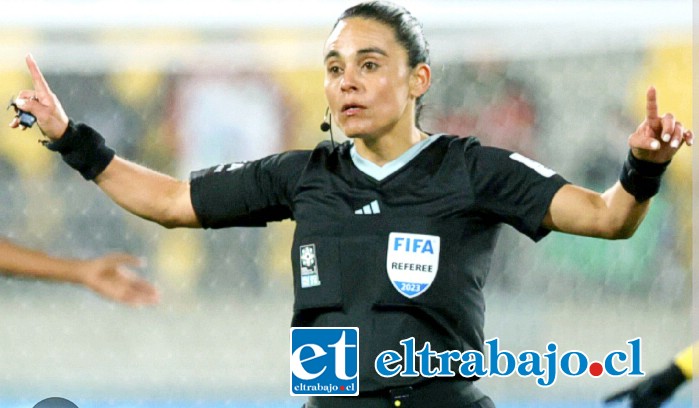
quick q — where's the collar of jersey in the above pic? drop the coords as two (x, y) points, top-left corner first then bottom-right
(349, 134), (443, 181)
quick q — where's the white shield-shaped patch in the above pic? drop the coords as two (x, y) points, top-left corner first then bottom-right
(386, 232), (440, 298)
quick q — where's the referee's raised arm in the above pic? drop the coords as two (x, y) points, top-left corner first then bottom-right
(542, 86), (692, 239)
(10, 54), (201, 229)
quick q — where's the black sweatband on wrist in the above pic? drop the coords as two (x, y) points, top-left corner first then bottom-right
(619, 150), (670, 202)
(44, 120), (115, 180)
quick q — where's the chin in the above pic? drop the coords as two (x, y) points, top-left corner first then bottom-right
(344, 132), (367, 139)
(339, 127), (365, 139)
(340, 124), (377, 140)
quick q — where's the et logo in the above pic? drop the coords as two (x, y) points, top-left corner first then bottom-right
(33, 398), (79, 408)
(290, 327), (359, 396)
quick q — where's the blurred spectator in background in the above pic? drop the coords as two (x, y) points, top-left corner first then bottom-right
(427, 62), (539, 158)
(0, 237), (158, 305)
(46, 74), (152, 256)
(156, 72), (293, 297)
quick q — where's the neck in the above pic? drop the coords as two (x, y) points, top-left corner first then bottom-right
(353, 126), (427, 167)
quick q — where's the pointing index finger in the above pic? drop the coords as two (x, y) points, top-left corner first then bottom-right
(25, 53), (51, 94)
(646, 86), (658, 122)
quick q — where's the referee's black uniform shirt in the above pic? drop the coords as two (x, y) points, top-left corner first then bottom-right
(190, 134), (569, 392)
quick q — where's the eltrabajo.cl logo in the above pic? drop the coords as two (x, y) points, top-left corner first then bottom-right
(290, 327), (359, 396)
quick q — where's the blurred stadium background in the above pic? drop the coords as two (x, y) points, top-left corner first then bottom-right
(0, 0), (692, 407)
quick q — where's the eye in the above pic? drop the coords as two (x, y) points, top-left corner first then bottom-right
(327, 65), (343, 75)
(362, 61), (378, 71)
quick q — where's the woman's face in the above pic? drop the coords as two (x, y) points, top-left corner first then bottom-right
(323, 18), (417, 139)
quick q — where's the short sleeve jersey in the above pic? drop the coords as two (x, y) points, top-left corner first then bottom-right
(190, 134), (569, 391)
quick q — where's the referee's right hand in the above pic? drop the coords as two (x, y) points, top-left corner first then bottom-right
(9, 54), (69, 140)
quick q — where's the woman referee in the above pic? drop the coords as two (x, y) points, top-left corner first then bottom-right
(10, 1), (692, 407)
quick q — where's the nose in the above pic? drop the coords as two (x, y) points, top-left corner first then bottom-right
(340, 66), (359, 93)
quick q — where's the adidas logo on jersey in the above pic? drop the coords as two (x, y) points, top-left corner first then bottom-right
(354, 200), (381, 215)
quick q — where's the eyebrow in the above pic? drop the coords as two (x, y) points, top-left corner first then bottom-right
(324, 47), (389, 62)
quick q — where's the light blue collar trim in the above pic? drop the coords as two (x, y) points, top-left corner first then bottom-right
(350, 134), (442, 181)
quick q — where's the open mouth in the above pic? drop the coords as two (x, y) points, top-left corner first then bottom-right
(341, 104), (366, 114)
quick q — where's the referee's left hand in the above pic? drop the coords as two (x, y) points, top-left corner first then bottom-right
(628, 86), (692, 163)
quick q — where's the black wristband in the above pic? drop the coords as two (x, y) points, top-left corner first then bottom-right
(619, 150), (670, 203)
(44, 120), (115, 180)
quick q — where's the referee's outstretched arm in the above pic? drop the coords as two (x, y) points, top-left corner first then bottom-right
(12, 55), (200, 230)
(10, 56), (693, 238)
(541, 86), (692, 240)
